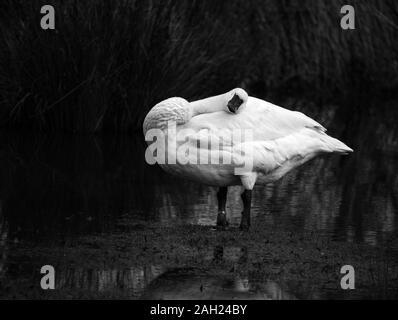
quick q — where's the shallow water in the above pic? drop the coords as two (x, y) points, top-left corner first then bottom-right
(0, 102), (397, 299)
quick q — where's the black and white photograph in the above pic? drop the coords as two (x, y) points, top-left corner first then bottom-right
(0, 0), (398, 308)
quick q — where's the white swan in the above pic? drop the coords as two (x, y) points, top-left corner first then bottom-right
(143, 88), (353, 230)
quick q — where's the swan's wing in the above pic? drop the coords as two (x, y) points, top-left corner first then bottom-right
(232, 127), (352, 189)
(188, 97), (326, 142)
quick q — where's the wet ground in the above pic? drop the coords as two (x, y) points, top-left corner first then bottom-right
(0, 100), (398, 299)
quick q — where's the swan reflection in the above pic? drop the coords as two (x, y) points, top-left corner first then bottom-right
(141, 245), (296, 300)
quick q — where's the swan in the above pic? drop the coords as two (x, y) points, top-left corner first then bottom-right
(143, 88), (353, 230)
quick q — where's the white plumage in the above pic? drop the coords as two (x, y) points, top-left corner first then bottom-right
(143, 88), (352, 190)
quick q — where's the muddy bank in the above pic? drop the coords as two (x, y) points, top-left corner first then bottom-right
(1, 217), (397, 299)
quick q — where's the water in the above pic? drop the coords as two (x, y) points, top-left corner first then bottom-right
(0, 102), (397, 299)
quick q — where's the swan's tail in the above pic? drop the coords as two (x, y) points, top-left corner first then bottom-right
(319, 133), (353, 154)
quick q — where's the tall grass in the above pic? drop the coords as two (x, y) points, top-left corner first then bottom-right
(0, 0), (397, 133)
(0, 0), (250, 132)
(248, 0), (398, 99)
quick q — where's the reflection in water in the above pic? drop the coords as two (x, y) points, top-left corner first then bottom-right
(141, 245), (296, 300)
(56, 265), (166, 298)
(0, 103), (397, 298)
(140, 270), (294, 300)
(6, 244), (294, 299)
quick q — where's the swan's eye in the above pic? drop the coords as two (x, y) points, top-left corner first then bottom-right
(227, 93), (243, 113)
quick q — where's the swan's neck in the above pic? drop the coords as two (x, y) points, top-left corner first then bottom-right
(190, 94), (226, 116)
(143, 93), (227, 135)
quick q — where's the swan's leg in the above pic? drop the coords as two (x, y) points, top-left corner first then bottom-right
(216, 187), (228, 228)
(240, 189), (252, 231)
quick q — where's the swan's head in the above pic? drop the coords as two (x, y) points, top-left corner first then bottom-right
(143, 97), (190, 135)
(225, 88), (248, 114)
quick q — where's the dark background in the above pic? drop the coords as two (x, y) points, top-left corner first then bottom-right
(0, 0), (397, 132)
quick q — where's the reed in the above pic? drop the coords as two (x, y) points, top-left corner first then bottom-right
(0, 0), (397, 132)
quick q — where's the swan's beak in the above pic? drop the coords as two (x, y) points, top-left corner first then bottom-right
(227, 94), (243, 114)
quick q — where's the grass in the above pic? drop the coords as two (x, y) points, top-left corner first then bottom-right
(0, 0), (398, 133)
